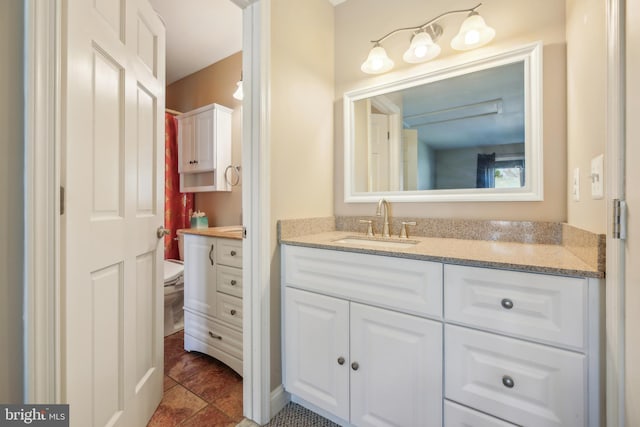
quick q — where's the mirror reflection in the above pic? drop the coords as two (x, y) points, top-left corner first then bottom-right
(353, 61), (525, 193)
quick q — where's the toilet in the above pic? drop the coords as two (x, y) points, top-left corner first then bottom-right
(164, 233), (185, 337)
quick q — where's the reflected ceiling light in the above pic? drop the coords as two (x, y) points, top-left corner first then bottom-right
(360, 43), (394, 74)
(451, 11), (496, 51)
(361, 3), (495, 74)
(232, 73), (243, 101)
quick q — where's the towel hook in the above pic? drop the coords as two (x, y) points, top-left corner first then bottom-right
(224, 165), (241, 187)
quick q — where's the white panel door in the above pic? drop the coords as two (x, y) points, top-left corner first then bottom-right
(63, 0), (165, 425)
(350, 302), (443, 427)
(369, 113), (390, 191)
(183, 235), (217, 317)
(178, 115), (195, 172)
(284, 288), (350, 421)
(195, 108), (216, 172)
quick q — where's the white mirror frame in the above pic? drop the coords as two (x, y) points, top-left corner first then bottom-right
(344, 41), (543, 203)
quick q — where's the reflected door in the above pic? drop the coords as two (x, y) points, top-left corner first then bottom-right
(369, 113), (390, 191)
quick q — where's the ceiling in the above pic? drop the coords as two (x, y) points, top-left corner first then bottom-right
(149, 0), (243, 84)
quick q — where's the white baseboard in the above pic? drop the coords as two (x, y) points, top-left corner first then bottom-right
(270, 384), (290, 418)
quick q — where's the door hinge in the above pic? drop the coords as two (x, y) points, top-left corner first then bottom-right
(613, 199), (627, 240)
(387, 131), (390, 140)
(242, 226), (247, 239)
(60, 186), (65, 215)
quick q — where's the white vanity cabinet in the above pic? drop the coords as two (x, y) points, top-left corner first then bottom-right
(177, 103), (232, 192)
(282, 245), (444, 427)
(281, 244), (603, 427)
(183, 234), (243, 375)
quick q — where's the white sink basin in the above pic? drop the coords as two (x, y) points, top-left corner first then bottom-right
(332, 236), (419, 249)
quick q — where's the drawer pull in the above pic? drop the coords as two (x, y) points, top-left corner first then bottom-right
(502, 375), (515, 388)
(208, 331), (222, 340)
(351, 362), (359, 371)
(209, 245), (214, 266)
(501, 298), (514, 310)
(230, 250), (237, 256)
(230, 309), (237, 316)
(230, 280), (237, 286)
(337, 357), (345, 365)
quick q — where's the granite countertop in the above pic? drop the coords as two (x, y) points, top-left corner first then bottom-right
(178, 225), (243, 240)
(280, 230), (604, 279)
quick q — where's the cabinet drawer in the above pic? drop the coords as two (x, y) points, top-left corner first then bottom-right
(445, 400), (516, 427)
(216, 238), (242, 268)
(216, 293), (242, 329)
(184, 310), (242, 359)
(217, 265), (242, 297)
(445, 324), (586, 427)
(444, 264), (586, 350)
(282, 245), (443, 319)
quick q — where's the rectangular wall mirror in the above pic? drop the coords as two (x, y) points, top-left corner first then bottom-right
(344, 42), (543, 203)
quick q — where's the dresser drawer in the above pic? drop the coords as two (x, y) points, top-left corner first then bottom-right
(184, 310), (242, 359)
(444, 400), (516, 427)
(216, 238), (242, 268)
(445, 324), (586, 427)
(444, 264), (586, 350)
(282, 245), (443, 319)
(217, 265), (242, 297)
(216, 292), (242, 329)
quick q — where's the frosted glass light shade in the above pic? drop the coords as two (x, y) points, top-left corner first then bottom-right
(403, 31), (441, 63)
(361, 45), (394, 74)
(451, 12), (495, 51)
(232, 80), (243, 101)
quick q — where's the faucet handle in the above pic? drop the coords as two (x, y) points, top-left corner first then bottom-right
(399, 221), (417, 239)
(359, 219), (374, 237)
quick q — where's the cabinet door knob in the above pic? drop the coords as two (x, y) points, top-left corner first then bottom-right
(502, 375), (515, 388)
(208, 331), (222, 340)
(351, 362), (359, 371)
(230, 250), (237, 256)
(337, 357), (345, 365)
(230, 280), (237, 286)
(230, 309), (237, 316)
(501, 298), (514, 310)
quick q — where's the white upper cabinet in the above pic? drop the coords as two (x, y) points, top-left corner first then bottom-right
(177, 103), (233, 192)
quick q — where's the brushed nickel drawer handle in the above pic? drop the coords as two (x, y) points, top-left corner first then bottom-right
(501, 298), (514, 310)
(337, 357), (345, 365)
(208, 331), (222, 340)
(502, 375), (515, 388)
(209, 245), (214, 266)
(230, 250), (237, 256)
(230, 280), (237, 286)
(230, 309), (237, 316)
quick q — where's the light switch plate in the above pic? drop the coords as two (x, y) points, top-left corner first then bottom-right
(572, 168), (580, 201)
(591, 154), (604, 199)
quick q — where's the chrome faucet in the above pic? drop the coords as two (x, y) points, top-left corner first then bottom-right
(376, 198), (391, 238)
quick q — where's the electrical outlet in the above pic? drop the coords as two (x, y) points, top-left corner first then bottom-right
(591, 154), (604, 199)
(572, 168), (580, 201)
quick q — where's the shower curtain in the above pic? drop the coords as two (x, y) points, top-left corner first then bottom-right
(164, 112), (194, 260)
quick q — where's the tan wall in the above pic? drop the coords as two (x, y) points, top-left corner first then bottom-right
(566, 0), (607, 234)
(334, 0), (567, 221)
(268, 0), (335, 391)
(166, 52), (243, 226)
(0, 0), (24, 403)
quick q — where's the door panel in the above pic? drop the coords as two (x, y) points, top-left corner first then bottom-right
(63, 0), (165, 425)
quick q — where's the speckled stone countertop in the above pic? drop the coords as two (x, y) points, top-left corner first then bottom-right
(178, 225), (243, 240)
(278, 218), (604, 279)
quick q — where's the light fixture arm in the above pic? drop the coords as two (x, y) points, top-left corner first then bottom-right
(369, 3), (482, 44)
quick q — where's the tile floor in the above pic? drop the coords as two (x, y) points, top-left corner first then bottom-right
(147, 331), (243, 427)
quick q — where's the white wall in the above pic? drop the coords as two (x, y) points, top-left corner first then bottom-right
(0, 0), (24, 403)
(268, 0), (335, 391)
(334, 0), (567, 221)
(565, 0), (607, 234)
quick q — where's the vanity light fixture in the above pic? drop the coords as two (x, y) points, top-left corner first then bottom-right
(232, 73), (244, 101)
(361, 3), (495, 74)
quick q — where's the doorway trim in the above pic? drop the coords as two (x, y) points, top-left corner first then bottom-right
(605, 0), (625, 425)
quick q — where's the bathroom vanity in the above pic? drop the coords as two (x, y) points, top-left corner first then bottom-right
(280, 226), (604, 427)
(181, 226), (243, 375)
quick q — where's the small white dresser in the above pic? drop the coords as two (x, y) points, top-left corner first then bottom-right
(183, 233), (243, 375)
